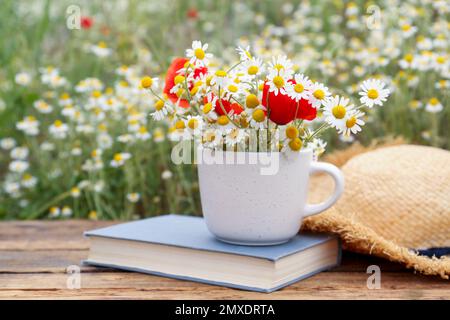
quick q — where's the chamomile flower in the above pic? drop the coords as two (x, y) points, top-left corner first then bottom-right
(185, 115), (204, 136)
(21, 173), (37, 189)
(11, 147), (29, 160)
(16, 116), (39, 136)
(425, 97), (443, 113)
(136, 126), (151, 140)
(339, 109), (365, 136)
(242, 57), (264, 77)
(186, 41), (212, 67)
(309, 82), (331, 108)
(409, 100), (422, 111)
(49, 120), (69, 139)
(126, 193), (141, 203)
(323, 95), (354, 130)
(70, 187), (81, 198)
(140, 76), (159, 91)
(309, 138), (327, 160)
(359, 79), (390, 108)
(225, 128), (247, 147)
(0, 138), (16, 150)
(151, 99), (172, 121)
(161, 170), (173, 180)
(249, 108), (267, 129)
(33, 100), (53, 113)
(266, 68), (291, 96)
(110, 152), (131, 167)
(49, 207), (61, 218)
(399, 22), (417, 38)
(210, 69), (229, 88)
(269, 55), (294, 78)
(61, 206), (73, 217)
(236, 46), (253, 61)
(15, 72), (31, 86)
(201, 129), (224, 149)
(286, 74), (312, 101)
(9, 160), (29, 173)
(90, 41), (112, 57)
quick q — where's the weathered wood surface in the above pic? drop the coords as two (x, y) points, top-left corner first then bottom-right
(0, 221), (448, 300)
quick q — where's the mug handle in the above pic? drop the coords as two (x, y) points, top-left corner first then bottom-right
(304, 162), (345, 218)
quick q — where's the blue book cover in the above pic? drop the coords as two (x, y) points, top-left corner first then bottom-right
(84, 214), (341, 292)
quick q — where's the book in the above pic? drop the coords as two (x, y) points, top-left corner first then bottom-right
(84, 214), (341, 293)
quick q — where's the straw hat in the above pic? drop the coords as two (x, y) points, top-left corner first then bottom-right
(304, 144), (450, 279)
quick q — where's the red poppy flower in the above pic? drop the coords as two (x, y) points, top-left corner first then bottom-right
(214, 99), (243, 116)
(163, 58), (208, 108)
(187, 8), (199, 20)
(81, 16), (94, 29)
(262, 83), (316, 125)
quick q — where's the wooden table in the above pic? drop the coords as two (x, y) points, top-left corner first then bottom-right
(0, 220), (448, 299)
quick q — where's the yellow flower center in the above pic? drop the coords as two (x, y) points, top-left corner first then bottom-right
(273, 76), (285, 89)
(401, 24), (411, 31)
(313, 89), (325, 100)
(92, 90), (102, 98)
(429, 98), (439, 105)
(141, 76), (153, 88)
(61, 93), (70, 100)
(346, 116), (357, 128)
(155, 100), (164, 111)
(203, 102), (212, 114)
(217, 115), (230, 126)
(194, 48), (205, 60)
(188, 118), (199, 130)
(114, 153), (123, 162)
(404, 54), (413, 63)
(247, 65), (259, 75)
(98, 41), (107, 48)
(294, 83), (304, 93)
(252, 109), (265, 122)
(436, 56), (446, 64)
(176, 88), (184, 98)
(215, 70), (227, 77)
(285, 126), (299, 139)
(332, 105), (346, 119)
(246, 94), (260, 108)
(174, 75), (185, 85)
(54, 120), (63, 127)
(367, 89), (379, 99)
(203, 131), (216, 143)
(274, 64), (284, 71)
(175, 120), (185, 130)
(288, 138), (303, 151)
(139, 126), (148, 134)
(190, 86), (199, 96)
(206, 75), (213, 86)
(227, 84), (238, 93)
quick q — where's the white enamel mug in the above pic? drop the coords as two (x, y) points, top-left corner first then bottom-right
(197, 149), (344, 245)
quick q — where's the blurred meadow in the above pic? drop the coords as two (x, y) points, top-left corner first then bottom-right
(0, 0), (449, 220)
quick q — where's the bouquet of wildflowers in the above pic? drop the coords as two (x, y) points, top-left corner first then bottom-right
(141, 41), (390, 157)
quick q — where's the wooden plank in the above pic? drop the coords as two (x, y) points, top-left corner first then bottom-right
(0, 272), (448, 300)
(0, 220), (115, 250)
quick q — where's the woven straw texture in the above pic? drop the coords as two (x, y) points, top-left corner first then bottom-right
(304, 143), (450, 279)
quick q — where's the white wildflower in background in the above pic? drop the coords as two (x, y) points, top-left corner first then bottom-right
(21, 173), (37, 188)
(15, 72), (31, 86)
(425, 98), (443, 113)
(49, 207), (60, 218)
(186, 40), (213, 67)
(9, 160), (29, 173)
(161, 170), (173, 180)
(10, 147), (29, 160)
(127, 193), (141, 203)
(1, 138), (17, 150)
(16, 116), (39, 136)
(61, 206), (73, 217)
(110, 152), (131, 167)
(49, 120), (69, 139)
(33, 100), (53, 113)
(90, 41), (112, 57)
